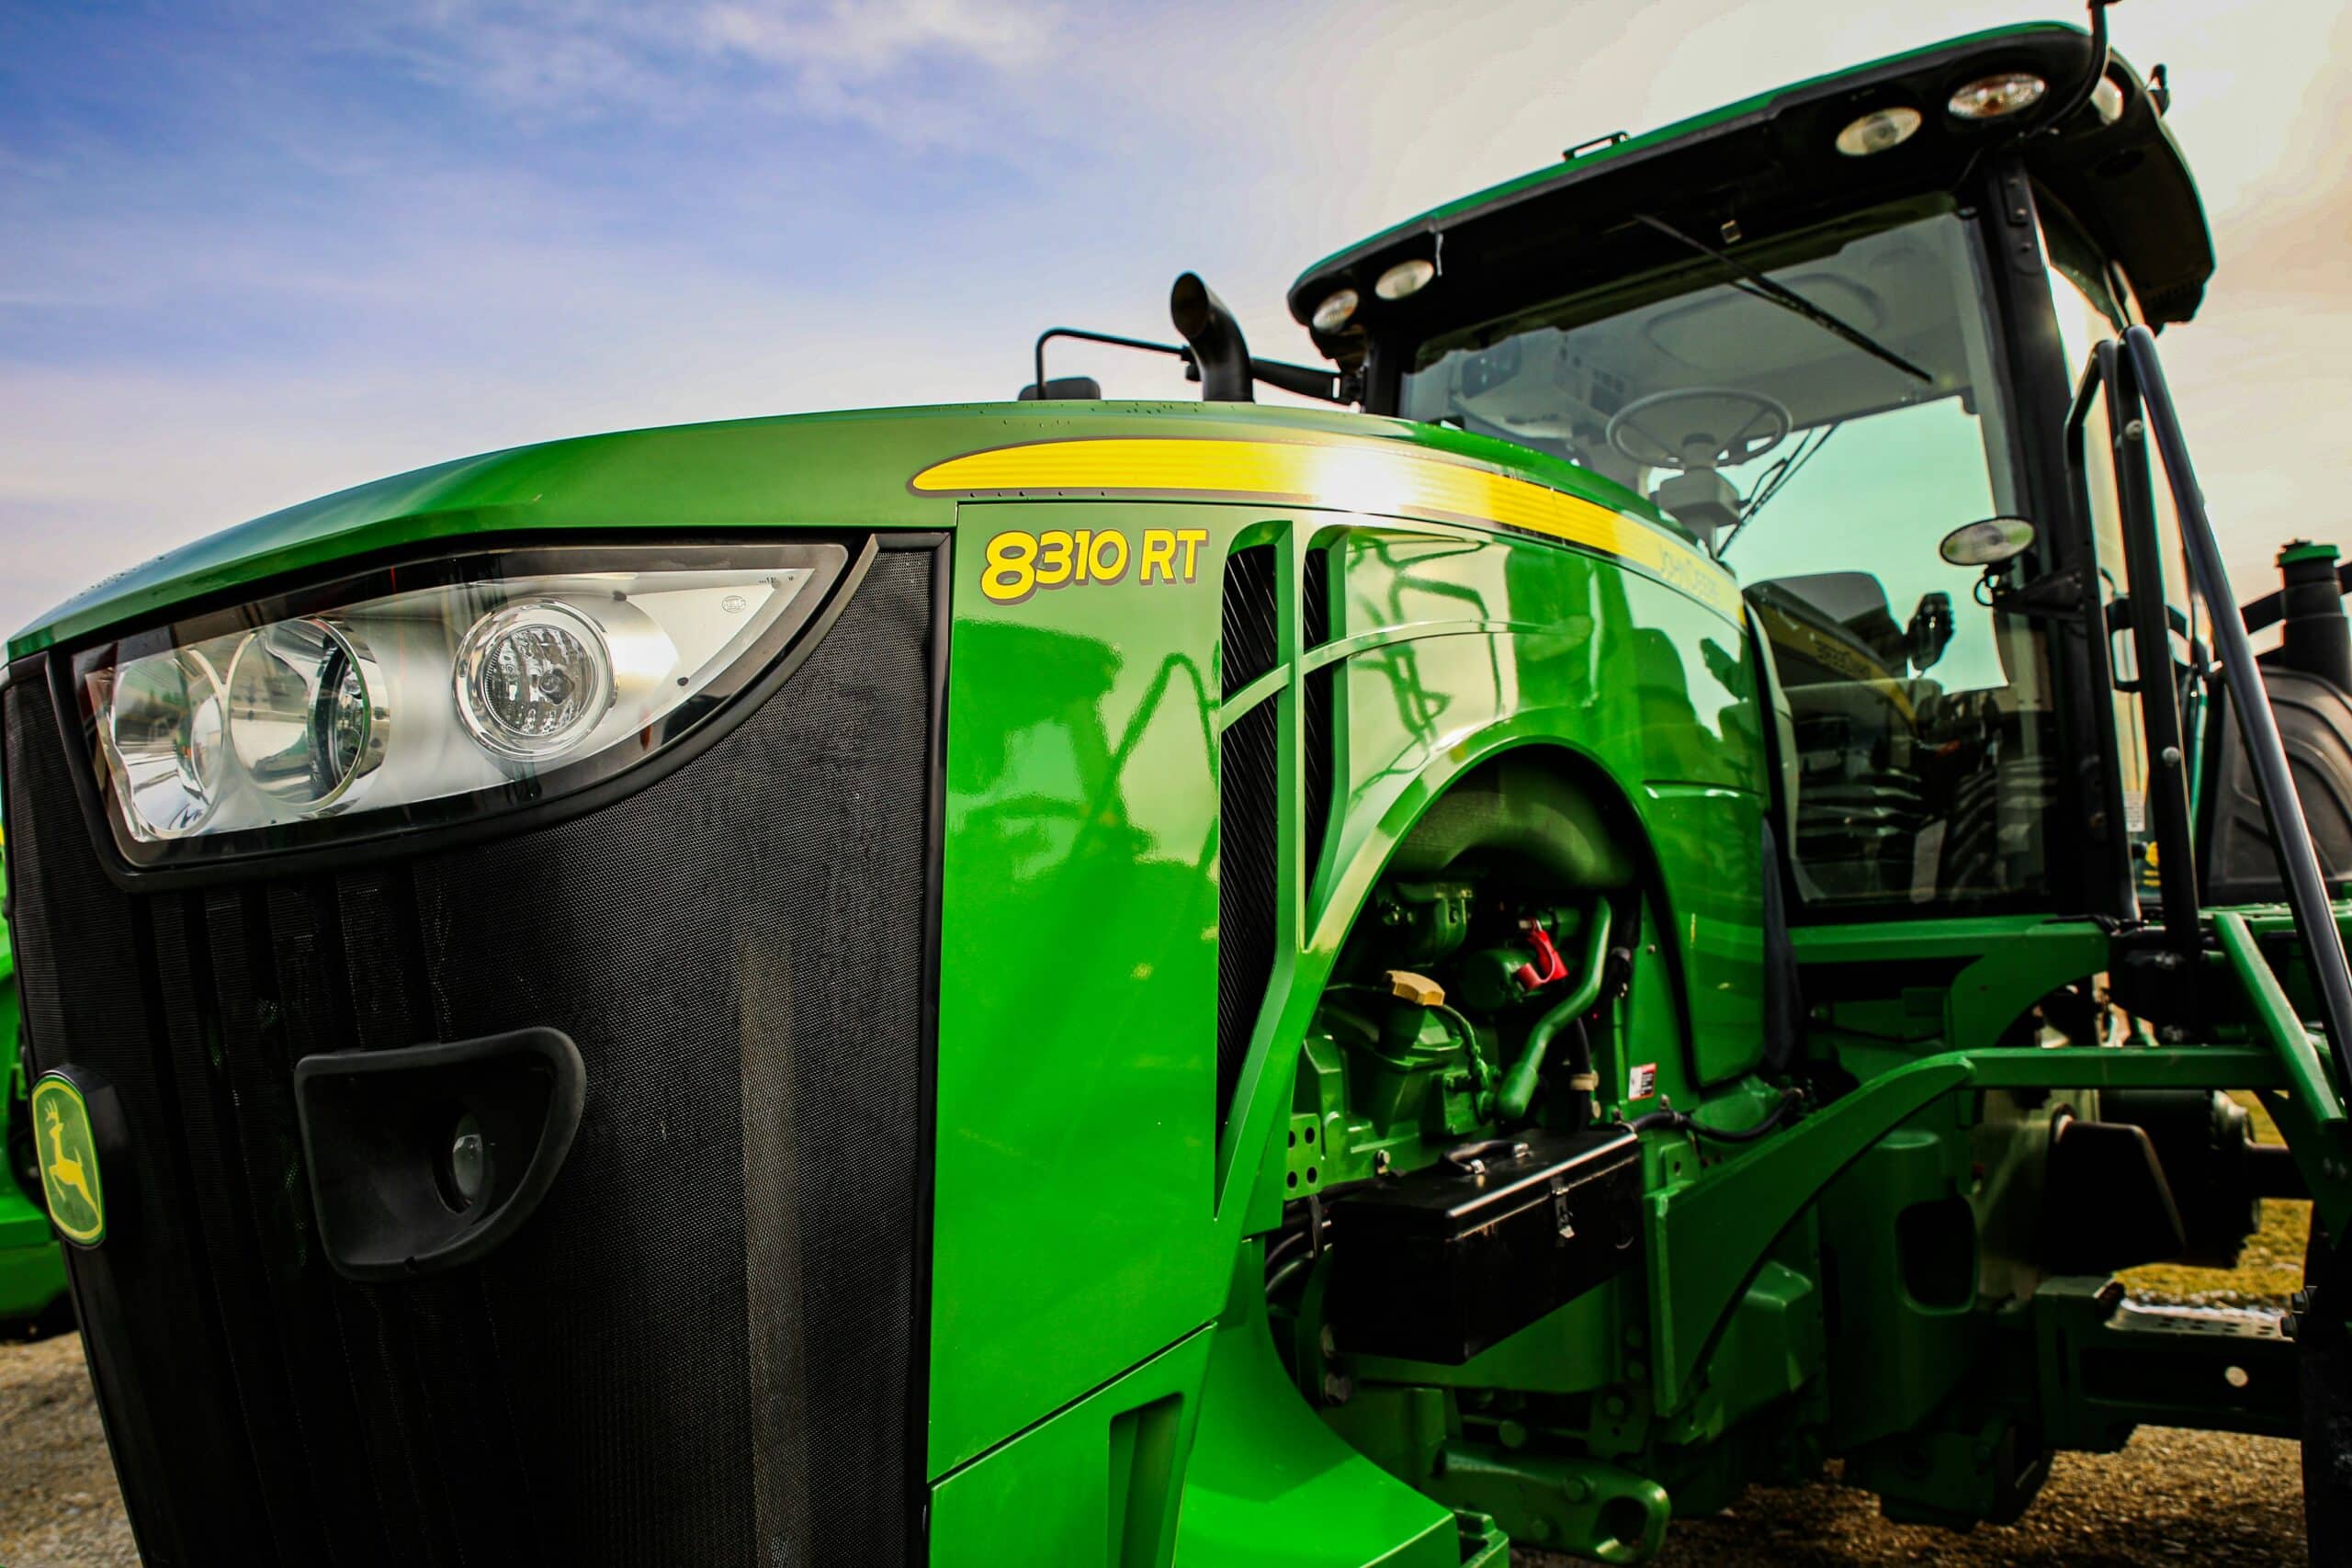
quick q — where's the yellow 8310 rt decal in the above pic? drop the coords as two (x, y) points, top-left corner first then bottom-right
(981, 526), (1211, 606)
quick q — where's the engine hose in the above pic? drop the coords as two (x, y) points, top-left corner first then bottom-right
(1496, 904), (1615, 1122)
(1261, 1229), (1310, 1275)
(1434, 1001), (1498, 1096)
(1626, 1089), (1804, 1142)
(1265, 1258), (1308, 1298)
(1564, 1021), (1596, 1133)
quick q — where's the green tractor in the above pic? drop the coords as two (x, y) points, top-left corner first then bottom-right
(6, 6), (2352, 1564)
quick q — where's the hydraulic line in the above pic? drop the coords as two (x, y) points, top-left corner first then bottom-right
(1626, 1088), (1804, 1142)
(1496, 905), (1615, 1122)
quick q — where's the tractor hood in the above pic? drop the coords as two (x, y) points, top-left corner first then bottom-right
(8, 400), (1675, 660)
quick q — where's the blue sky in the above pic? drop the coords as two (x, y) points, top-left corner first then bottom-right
(3, 0), (2346, 636)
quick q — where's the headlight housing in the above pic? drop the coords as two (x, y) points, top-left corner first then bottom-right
(70, 540), (850, 868)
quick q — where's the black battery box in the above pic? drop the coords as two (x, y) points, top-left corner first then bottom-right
(1326, 1126), (1642, 1364)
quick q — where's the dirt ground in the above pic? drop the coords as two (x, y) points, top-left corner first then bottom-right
(0, 1326), (2312, 1568)
(0, 1093), (2319, 1567)
(1532, 1429), (2309, 1566)
(0, 1330), (137, 1568)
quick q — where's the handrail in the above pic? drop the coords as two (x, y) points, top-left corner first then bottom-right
(2098, 339), (2201, 948)
(2121, 324), (2352, 1100)
(2062, 347), (2145, 920)
(2214, 911), (2345, 1124)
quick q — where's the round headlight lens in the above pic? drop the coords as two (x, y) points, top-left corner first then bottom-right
(227, 618), (383, 809)
(456, 601), (613, 761)
(1310, 288), (1360, 333)
(1835, 106), (1922, 157)
(107, 649), (228, 839)
(1948, 72), (2047, 121)
(1375, 258), (1435, 301)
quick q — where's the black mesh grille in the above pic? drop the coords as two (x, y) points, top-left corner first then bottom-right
(1300, 547), (1336, 886)
(2, 545), (938, 1568)
(1216, 543), (1282, 1137)
(1221, 542), (1280, 700)
(1300, 546), (1332, 649)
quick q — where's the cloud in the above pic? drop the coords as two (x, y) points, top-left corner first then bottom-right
(338, 0), (1068, 144)
(697, 0), (1054, 75)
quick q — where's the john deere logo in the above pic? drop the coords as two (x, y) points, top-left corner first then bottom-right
(30, 1075), (105, 1247)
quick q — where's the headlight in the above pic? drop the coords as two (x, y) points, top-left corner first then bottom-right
(1310, 288), (1360, 334)
(454, 602), (617, 761)
(1834, 106), (1922, 157)
(73, 540), (849, 866)
(226, 617), (385, 809)
(1947, 72), (2046, 122)
(105, 646), (229, 839)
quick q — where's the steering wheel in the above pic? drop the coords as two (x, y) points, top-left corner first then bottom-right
(1605, 387), (1793, 472)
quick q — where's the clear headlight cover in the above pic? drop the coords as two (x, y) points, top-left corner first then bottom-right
(71, 541), (850, 867)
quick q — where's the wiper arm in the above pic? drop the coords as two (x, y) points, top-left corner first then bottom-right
(1722, 420), (1840, 557)
(1633, 214), (1933, 385)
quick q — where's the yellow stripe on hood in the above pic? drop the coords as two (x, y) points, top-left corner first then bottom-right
(911, 436), (1740, 622)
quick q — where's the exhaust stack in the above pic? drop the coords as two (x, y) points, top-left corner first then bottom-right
(2276, 539), (2352, 693)
(1170, 272), (1254, 403)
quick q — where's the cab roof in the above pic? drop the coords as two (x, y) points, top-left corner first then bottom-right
(1289, 23), (2212, 364)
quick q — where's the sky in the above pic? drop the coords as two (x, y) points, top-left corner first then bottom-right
(2, 0), (2346, 641)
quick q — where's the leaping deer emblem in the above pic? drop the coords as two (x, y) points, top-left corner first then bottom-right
(44, 1100), (97, 1217)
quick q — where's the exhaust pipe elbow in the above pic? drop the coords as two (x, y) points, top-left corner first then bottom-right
(1170, 272), (1255, 403)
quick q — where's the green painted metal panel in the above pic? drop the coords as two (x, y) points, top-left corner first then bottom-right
(0, 844), (67, 1321)
(928, 1326), (1214, 1568)
(1175, 1311), (1456, 1568)
(931, 500), (1236, 1476)
(1646, 1055), (1973, 1409)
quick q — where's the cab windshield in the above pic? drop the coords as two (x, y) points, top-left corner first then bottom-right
(1401, 204), (2061, 913)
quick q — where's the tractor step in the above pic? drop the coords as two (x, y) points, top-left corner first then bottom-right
(2028, 1276), (2299, 1449)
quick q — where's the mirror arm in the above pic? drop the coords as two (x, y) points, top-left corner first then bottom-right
(1032, 327), (1197, 397)
(1248, 356), (1351, 404)
(1989, 564), (2092, 622)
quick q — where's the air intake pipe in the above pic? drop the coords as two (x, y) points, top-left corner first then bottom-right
(1170, 272), (1254, 402)
(2276, 539), (2352, 694)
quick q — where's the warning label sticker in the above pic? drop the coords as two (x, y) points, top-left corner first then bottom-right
(1627, 1063), (1658, 1101)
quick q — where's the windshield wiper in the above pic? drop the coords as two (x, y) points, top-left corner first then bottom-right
(1722, 420), (1840, 555)
(1633, 214), (1933, 385)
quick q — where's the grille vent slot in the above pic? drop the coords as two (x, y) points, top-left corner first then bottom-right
(1221, 543), (1281, 699)
(1216, 544), (1281, 1139)
(1301, 546), (1337, 888)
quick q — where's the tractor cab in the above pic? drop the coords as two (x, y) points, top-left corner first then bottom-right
(1286, 17), (2215, 922)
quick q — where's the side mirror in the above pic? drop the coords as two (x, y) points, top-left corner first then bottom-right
(1939, 515), (2036, 567)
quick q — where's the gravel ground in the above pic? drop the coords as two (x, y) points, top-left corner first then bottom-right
(0, 1324), (2312, 1567)
(1525, 1430), (2308, 1566)
(0, 1100), (2321, 1568)
(0, 1329), (137, 1568)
